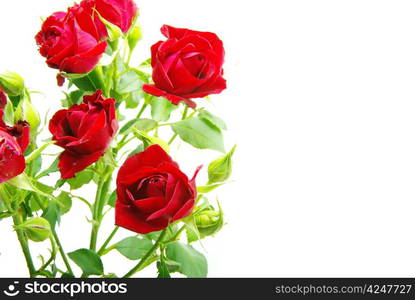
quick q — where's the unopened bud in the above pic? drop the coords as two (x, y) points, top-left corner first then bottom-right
(0, 72), (25, 96)
(195, 204), (224, 237)
(15, 217), (51, 242)
(208, 145), (236, 184)
(128, 26), (142, 51)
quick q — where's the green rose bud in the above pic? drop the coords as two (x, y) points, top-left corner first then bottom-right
(195, 204), (224, 237)
(208, 145), (236, 184)
(0, 72), (25, 96)
(15, 217), (51, 242)
(128, 26), (142, 51)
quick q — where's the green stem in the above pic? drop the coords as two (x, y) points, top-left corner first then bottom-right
(32, 193), (74, 276)
(136, 103), (148, 118)
(52, 229), (74, 276)
(166, 225), (186, 243)
(123, 229), (168, 278)
(38, 236), (56, 272)
(0, 184), (36, 277)
(90, 166), (113, 251)
(13, 213), (36, 277)
(168, 106), (190, 145)
(97, 226), (119, 256)
(26, 141), (54, 164)
(89, 180), (104, 251)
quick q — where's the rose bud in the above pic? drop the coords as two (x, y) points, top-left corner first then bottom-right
(92, 0), (138, 33)
(195, 204), (224, 238)
(0, 72), (25, 97)
(49, 90), (118, 179)
(116, 144), (201, 234)
(15, 217), (51, 242)
(0, 120), (30, 183)
(207, 145), (236, 184)
(0, 89), (7, 110)
(143, 25), (227, 109)
(128, 26), (142, 51)
(35, 9), (107, 74)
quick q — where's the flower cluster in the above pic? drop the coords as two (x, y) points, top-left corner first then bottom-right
(0, 0), (234, 278)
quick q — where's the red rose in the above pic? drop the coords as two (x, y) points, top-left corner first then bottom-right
(35, 8), (107, 74)
(90, 0), (138, 33)
(0, 89), (6, 110)
(49, 90), (118, 179)
(0, 114), (30, 183)
(115, 144), (201, 234)
(143, 25), (227, 109)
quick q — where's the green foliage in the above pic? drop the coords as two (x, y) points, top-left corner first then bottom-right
(68, 248), (104, 276)
(36, 157), (59, 179)
(151, 97), (178, 122)
(171, 117), (225, 152)
(157, 260), (171, 278)
(41, 200), (60, 229)
(199, 110), (227, 130)
(120, 118), (157, 135)
(66, 169), (94, 190)
(116, 70), (143, 95)
(165, 242), (208, 278)
(113, 236), (153, 260)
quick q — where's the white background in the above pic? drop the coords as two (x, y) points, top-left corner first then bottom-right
(1, 0), (415, 277)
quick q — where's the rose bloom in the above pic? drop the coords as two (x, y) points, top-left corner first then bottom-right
(35, 7), (107, 74)
(49, 90), (118, 179)
(115, 144), (201, 234)
(0, 109), (30, 183)
(143, 25), (226, 109)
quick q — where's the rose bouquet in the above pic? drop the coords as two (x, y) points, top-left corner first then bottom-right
(0, 0), (234, 278)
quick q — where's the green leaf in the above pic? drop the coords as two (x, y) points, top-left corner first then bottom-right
(107, 190), (116, 207)
(36, 157), (59, 179)
(157, 261), (171, 278)
(0, 211), (14, 220)
(114, 236), (153, 260)
(120, 118), (157, 135)
(171, 117), (225, 152)
(132, 129), (169, 152)
(128, 143), (144, 157)
(197, 183), (224, 194)
(67, 169), (94, 190)
(60, 72), (89, 80)
(68, 90), (85, 106)
(7, 173), (37, 192)
(165, 242), (208, 278)
(116, 70), (142, 94)
(41, 200), (60, 229)
(125, 90), (143, 109)
(57, 192), (72, 215)
(151, 97), (178, 122)
(199, 110), (227, 130)
(68, 248), (104, 276)
(71, 76), (96, 92)
(28, 155), (42, 177)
